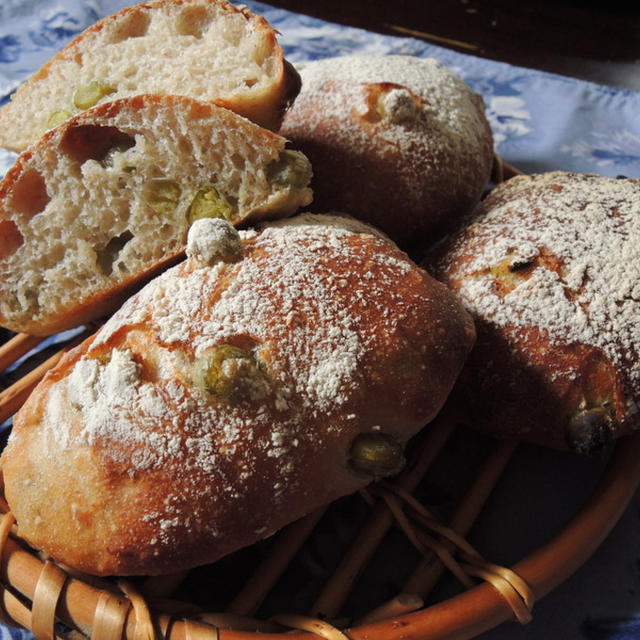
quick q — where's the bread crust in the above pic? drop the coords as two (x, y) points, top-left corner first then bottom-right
(430, 172), (640, 453)
(279, 56), (494, 249)
(0, 0), (299, 151)
(0, 94), (312, 335)
(2, 214), (475, 576)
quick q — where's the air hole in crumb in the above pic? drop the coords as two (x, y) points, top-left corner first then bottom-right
(10, 168), (50, 219)
(229, 152), (245, 170)
(0, 220), (24, 260)
(96, 230), (134, 275)
(18, 288), (40, 314)
(61, 125), (136, 166)
(105, 11), (151, 42)
(178, 136), (194, 156)
(176, 6), (212, 38)
(244, 78), (258, 88)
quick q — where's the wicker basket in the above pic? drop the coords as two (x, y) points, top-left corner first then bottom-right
(0, 159), (639, 640)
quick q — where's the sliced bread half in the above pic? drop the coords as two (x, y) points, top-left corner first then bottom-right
(0, 0), (300, 152)
(0, 94), (312, 335)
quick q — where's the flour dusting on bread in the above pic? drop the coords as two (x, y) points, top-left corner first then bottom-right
(96, 214), (387, 416)
(2, 213), (476, 575)
(280, 55), (494, 247)
(437, 173), (640, 394)
(186, 218), (243, 265)
(431, 172), (640, 452)
(294, 55), (485, 148)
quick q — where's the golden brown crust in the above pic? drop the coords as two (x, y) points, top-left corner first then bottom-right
(279, 56), (494, 249)
(2, 214), (475, 575)
(429, 172), (640, 453)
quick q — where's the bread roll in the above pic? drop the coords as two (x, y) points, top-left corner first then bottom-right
(0, 0), (300, 152)
(430, 172), (640, 453)
(0, 94), (312, 336)
(279, 55), (494, 249)
(2, 214), (475, 576)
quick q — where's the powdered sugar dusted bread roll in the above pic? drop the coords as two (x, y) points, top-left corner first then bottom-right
(0, 0), (300, 152)
(279, 55), (494, 248)
(2, 214), (475, 576)
(430, 172), (640, 453)
(0, 94), (312, 336)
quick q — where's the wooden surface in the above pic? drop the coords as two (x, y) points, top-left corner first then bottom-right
(264, 0), (640, 90)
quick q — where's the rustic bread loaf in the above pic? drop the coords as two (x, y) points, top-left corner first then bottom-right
(1, 214), (475, 576)
(0, 94), (312, 336)
(0, 0), (300, 152)
(430, 172), (640, 453)
(279, 55), (494, 249)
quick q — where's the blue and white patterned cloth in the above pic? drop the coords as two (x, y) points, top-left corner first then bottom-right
(0, 2), (639, 640)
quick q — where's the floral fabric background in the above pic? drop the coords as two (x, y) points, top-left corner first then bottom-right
(0, 2), (639, 640)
